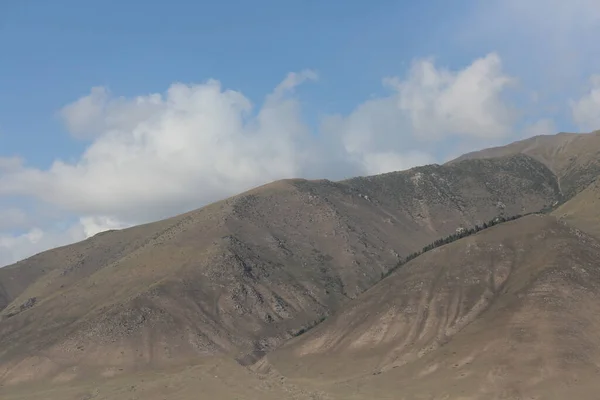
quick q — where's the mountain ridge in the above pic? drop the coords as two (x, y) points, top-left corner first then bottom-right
(450, 130), (600, 198)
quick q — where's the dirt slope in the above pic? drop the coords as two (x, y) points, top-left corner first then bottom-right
(0, 357), (331, 400)
(267, 214), (600, 399)
(0, 155), (560, 385)
(552, 178), (600, 240)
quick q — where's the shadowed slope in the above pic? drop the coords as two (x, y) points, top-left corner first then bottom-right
(267, 214), (600, 399)
(0, 155), (560, 384)
(450, 130), (600, 198)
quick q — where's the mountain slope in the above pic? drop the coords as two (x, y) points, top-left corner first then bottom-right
(0, 154), (561, 384)
(266, 214), (600, 399)
(450, 130), (600, 198)
(552, 178), (600, 240)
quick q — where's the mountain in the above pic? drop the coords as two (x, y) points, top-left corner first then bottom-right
(0, 132), (599, 399)
(0, 154), (560, 384)
(266, 213), (600, 399)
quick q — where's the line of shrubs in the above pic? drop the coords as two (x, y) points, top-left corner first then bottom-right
(381, 212), (533, 279)
(292, 316), (327, 337)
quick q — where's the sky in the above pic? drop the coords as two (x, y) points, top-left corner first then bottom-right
(1, 0), (599, 266)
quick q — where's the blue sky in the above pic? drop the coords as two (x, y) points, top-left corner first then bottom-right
(1, 0), (599, 266)
(0, 0), (469, 167)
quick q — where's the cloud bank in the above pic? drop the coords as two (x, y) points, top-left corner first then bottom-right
(571, 75), (600, 131)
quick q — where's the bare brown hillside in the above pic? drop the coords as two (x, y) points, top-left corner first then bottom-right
(267, 214), (600, 399)
(552, 178), (600, 240)
(450, 130), (600, 198)
(0, 357), (332, 400)
(0, 154), (560, 385)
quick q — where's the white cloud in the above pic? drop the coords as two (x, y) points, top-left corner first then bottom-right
(390, 53), (516, 140)
(59, 87), (110, 138)
(0, 156), (23, 172)
(571, 75), (600, 132)
(79, 216), (131, 237)
(0, 208), (30, 230)
(1, 75), (314, 222)
(59, 87), (164, 140)
(523, 118), (558, 139)
(321, 95), (411, 170)
(0, 57), (520, 266)
(0, 224), (85, 267)
(270, 70), (318, 100)
(322, 52), (516, 173)
(0, 216), (132, 267)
